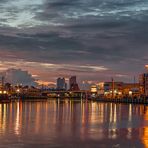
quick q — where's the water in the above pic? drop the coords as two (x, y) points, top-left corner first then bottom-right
(0, 100), (148, 148)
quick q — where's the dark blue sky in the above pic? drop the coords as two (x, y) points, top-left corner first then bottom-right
(0, 0), (148, 85)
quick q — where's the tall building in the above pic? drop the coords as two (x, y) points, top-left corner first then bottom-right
(139, 73), (148, 96)
(69, 76), (76, 86)
(57, 78), (67, 90)
(69, 76), (80, 91)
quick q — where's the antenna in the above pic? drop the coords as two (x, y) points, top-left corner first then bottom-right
(134, 76), (136, 88)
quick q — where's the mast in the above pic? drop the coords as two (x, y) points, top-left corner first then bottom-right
(112, 77), (114, 99)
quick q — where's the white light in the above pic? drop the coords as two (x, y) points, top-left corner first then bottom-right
(104, 92), (109, 95)
(114, 90), (117, 93)
(91, 85), (97, 93)
(129, 91), (132, 95)
(3, 91), (7, 94)
(118, 92), (122, 95)
(16, 89), (20, 92)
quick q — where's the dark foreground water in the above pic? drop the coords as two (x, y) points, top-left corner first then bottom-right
(0, 100), (148, 148)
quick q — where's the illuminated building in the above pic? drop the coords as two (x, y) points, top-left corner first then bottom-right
(139, 73), (148, 96)
(123, 83), (140, 97)
(69, 76), (76, 85)
(104, 82), (123, 92)
(56, 78), (67, 90)
(90, 85), (97, 93)
(103, 82), (123, 98)
(98, 82), (104, 95)
(90, 85), (98, 97)
(69, 76), (80, 91)
(97, 82), (140, 98)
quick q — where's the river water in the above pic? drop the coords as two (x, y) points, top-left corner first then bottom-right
(0, 99), (148, 148)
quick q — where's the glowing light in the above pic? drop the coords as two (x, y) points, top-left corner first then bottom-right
(16, 89), (20, 92)
(145, 65), (148, 69)
(114, 90), (117, 94)
(104, 92), (109, 95)
(129, 91), (132, 95)
(91, 85), (97, 93)
(118, 92), (122, 95)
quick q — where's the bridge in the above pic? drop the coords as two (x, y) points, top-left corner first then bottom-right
(42, 90), (90, 99)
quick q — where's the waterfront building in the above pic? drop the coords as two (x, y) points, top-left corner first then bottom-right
(139, 73), (148, 96)
(90, 85), (98, 97)
(103, 82), (123, 98)
(98, 82), (104, 95)
(122, 83), (140, 97)
(57, 78), (67, 90)
(69, 76), (76, 86)
(69, 76), (80, 91)
(97, 81), (140, 98)
(22, 87), (41, 97)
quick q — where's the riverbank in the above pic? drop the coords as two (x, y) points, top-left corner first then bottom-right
(1, 96), (148, 105)
(90, 98), (148, 105)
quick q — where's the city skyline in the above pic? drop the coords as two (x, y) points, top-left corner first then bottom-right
(1, 1), (148, 147)
(0, 0), (148, 85)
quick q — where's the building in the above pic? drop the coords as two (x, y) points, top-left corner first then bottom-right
(97, 81), (140, 98)
(104, 82), (123, 98)
(139, 73), (148, 96)
(69, 76), (80, 91)
(69, 76), (76, 86)
(90, 85), (98, 98)
(123, 83), (140, 97)
(98, 82), (104, 95)
(56, 78), (67, 90)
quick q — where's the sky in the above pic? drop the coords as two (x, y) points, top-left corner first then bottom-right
(0, 0), (148, 86)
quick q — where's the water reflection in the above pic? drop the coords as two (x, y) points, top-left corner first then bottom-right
(142, 106), (148, 148)
(0, 100), (147, 147)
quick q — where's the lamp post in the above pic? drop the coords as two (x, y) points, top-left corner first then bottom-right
(16, 89), (20, 99)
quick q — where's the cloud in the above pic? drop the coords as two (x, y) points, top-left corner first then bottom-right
(0, 0), (147, 84)
(2, 69), (37, 86)
(0, 59), (109, 74)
